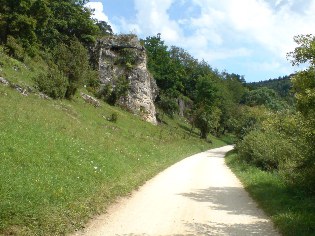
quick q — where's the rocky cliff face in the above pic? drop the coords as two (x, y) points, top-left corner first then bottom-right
(93, 35), (158, 124)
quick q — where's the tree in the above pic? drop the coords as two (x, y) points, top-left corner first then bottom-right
(191, 75), (221, 139)
(241, 87), (287, 110)
(143, 34), (182, 94)
(288, 34), (315, 117)
(42, 0), (99, 47)
(0, 0), (99, 54)
(96, 20), (113, 36)
(156, 93), (179, 118)
(286, 34), (315, 193)
(222, 72), (246, 103)
(53, 39), (91, 99)
(0, 0), (40, 56)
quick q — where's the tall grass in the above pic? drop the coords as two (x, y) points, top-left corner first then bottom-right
(0, 84), (226, 235)
(226, 151), (315, 236)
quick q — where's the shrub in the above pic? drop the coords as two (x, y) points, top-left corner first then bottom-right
(237, 130), (300, 171)
(5, 36), (25, 61)
(97, 84), (112, 101)
(34, 66), (68, 99)
(107, 112), (118, 123)
(97, 76), (129, 105)
(53, 40), (91, 99)
(157, 94), (179, 118)
(85, 69), (100, 94)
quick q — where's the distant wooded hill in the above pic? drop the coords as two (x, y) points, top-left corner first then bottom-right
(247, 75), (294, 103)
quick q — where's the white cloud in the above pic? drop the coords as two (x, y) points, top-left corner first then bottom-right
(85, 2), (109, 22)
(85, 2), (118, 32)
(196, 47), (252, 62)
(103, 0), (315, 80)
(118, 0), (182, 43)
(191, 0), (315, 58)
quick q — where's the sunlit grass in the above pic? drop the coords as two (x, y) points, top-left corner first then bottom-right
(226, 151), (315, 236)
(0, 82), (226, 235)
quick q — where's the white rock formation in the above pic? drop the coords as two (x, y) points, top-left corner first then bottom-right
(93, 35), (158, 124)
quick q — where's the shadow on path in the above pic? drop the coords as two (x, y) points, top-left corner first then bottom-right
(179, 187), (259, 216)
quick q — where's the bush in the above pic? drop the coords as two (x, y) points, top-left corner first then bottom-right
(237, 110), (315, 194)
(53, 40), (91, 99)
(85, 69), (100, 94)
(97, 76), (129, 105)
(157, 94), (179, 118)
(119, 48), (138, 66)
(237, 130), (301, 171)
(5, 36), (25, 61)
(34, 66), (68, 99)
(107, 112), (118, 123)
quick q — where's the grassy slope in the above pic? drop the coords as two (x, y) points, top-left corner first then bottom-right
(0, 54), (226, 235)
(226, 151), (315, 236)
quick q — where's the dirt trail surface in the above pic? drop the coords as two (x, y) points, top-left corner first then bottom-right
(74, 145), (279, 236)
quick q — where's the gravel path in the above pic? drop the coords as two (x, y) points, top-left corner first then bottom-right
(74, 145), (280, 236)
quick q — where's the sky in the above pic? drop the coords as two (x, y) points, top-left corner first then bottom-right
(85, 0), (315, 82)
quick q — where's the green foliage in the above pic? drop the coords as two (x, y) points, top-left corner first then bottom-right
(107, 112), (118, 123)
(226, 152), (315, 236)
(292, 69), (315, 117)
(287, 34), (315, 193)
(222, 72), (246, 103)
(236, 106), (314, 193)
(34, 65), (68, 99)
(115, 48), (138, 67)
(0, 0), (106, 100)
(241, 87), (287, 110)
(85, 69), (100, 94)
(248, 75), (294, 104)
(237, 130), (299, 171)
(53, 39), (92, 99)
(233, 34), (315, 195)
(143, 34), (241, 138)
(287, 34), (315, 66)
(144, 34), (178, 92)
(5, 36), (26, 61)
(195, 75), (219, 105)
(98, 76), (130, 105)
(97, 83), (112, 102)
(189, 75), (222, 138)
(229, 106), (269, 139)
(0, 0), (38, 51)
(193, 105), (222, 139)
(157, 93), (179, 118)
(96, 20), (113, 36)
(41, 1), (99, 47)
(0, 0), (100, 55)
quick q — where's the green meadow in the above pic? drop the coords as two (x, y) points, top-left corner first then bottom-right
(0, 62), (225, 235)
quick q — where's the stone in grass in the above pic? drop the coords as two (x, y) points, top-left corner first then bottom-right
(0, 77), (9, 86)
(12, 83), (28, 96)
(38, 92), (51, 100)
(81, 92), (101, 107)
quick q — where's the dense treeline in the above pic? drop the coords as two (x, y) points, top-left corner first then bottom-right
(142, 34), (247, 139)
(143, 33), (314, 194)
(236, 35), (315, 194)
(0, 0), (112, 99)
(248, 75), (294, 104)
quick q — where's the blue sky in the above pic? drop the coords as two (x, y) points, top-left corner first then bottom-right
(86, 0), (315, 82)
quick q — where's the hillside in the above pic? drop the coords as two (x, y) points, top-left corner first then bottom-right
(247, 75), (294, 103)
(0, 51), (228, 235)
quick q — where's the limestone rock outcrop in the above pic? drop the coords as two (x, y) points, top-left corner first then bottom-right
(92, 35), (158, 124)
